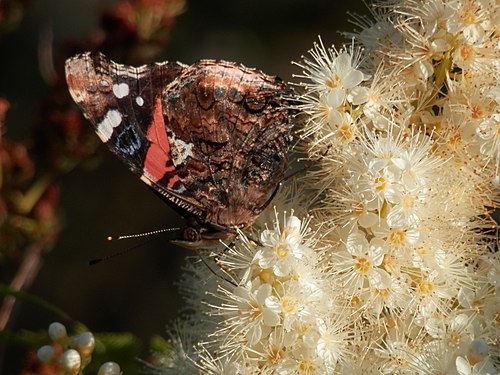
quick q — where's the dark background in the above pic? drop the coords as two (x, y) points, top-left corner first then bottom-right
(0, 0), (367, 372)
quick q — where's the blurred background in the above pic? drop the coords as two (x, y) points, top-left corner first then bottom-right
(0, 0), (367, 372)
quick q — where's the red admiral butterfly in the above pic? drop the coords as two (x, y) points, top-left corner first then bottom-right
(65, 52), (293, 248)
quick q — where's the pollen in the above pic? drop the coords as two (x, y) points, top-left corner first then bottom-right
(354, 257), (371, 273)
(470, 104), (483, 119)
(401, 194), (414, 209)
(275, 245), (289, 258)
(298, 359), (316, 373)
(249, 303), (263, 320)
(459, 44), (474, 61)
(418, 281), (434, 296)
(458, 5), (479, 25)
(268, 347), (284, 364)
(281, 297), (297, 314)
(326, 75), (342, 89)
(338, 122), (355, 142)
(374, 176), (387, 192)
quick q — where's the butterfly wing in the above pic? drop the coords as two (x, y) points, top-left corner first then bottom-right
(65, 52), (206, 218)
(159, 60), (293, 229)
(65, 53), (293, 239)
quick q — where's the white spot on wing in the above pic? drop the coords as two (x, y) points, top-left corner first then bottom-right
(170, 135), (194, 166)
(112, 83), (130, 99)
(97, 110), (122, 142)
(135, 96), (144, 106)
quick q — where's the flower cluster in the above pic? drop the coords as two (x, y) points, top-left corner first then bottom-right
(149, 0), (499, 373)
(37, 322), (121, 375)
(154, 213), (352, 374)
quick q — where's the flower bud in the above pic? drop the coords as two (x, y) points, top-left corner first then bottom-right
(61, 349), (81, 374)
(468, 339), (489, 364)
(98, 361), (121, 375)
(37, 345), (57, 364)
(48, 322), (67, 342)
(74, 331), (95, 357)
(285, 216), (301, 234)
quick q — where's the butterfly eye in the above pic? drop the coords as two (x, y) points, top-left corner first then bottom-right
(183, 226), (201, 243)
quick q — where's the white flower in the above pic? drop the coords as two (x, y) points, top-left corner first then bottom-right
(315, 318), (348, 368)
(412, 271), (459, 319)
(265, 280), (314, 331)
(456, 356), (497, 375)
(333, 231), (391, 292)
(256, 215), (310, 277)
(233, 281), (280, 346)
(367, 273), (412, 314)
(279, 341), (327, 375)
(445, 0), (495, 35)
(295, 39), (367, 95)
(424, 313), (475, 347)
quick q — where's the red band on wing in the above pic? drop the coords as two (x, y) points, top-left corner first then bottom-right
(144, 98), (175, 182)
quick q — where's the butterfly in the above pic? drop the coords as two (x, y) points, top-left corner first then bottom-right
(65, 52), (293, 248)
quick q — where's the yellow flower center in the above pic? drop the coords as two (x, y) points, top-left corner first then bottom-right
(383, 254), (397, 273)
(292, 321), (310, 335)
(416, 247), (429, 256)
(376, 288), (390, 297)
(395, 355), (409, 369)
(355, 257), (371, 273)
(338, 122), (355, 142)
(275, 245), (289, 258)
(459, 43), (474, 61)
(388, 229), (406, 246)
(259, 268), (275, 284)
(448, 131), (462, 148)
(353, 201), (365, 217)
(298, 359), (316, 373)
(282, 297), (297, 313)
(401, 194), (414, 209)
(470, 103), (483, 119)
(374, 176), (387, 191)
(326, 74), (342, 88)
(268, 347), (284, 364)
(418, 281), (434, 296)
(459, 5), (479, 25)
(249, 303), (262, 320)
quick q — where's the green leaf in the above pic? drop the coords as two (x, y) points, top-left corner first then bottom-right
(0, 329), (48, 348)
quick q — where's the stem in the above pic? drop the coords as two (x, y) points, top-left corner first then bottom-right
(0, 243), (44, 331)
(15, 174), (53, 214)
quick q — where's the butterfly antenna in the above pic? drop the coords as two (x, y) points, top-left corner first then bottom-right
(107, 227), (181, 241)
(89, 240), (155, 265)
(89, 227), (181, 266)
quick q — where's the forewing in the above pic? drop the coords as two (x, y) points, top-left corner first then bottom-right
(65, 52), (205, 217)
